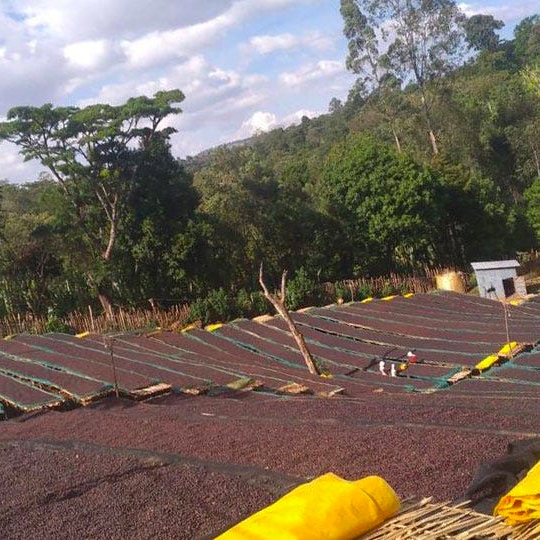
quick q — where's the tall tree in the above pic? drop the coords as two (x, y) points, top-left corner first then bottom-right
(340, 0), (405, 152)
(513, 15), (540, 65)
(340, 0), (467, 156)
(0, 90), (184, 314)
(464, 14), (504, 52)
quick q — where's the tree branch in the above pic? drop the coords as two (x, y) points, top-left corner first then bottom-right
(259, 263), (322, 376)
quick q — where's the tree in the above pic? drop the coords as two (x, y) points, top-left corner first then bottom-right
(340, 0), (405, 152)
(0, 90), (185, 315)
(340, 0), (468, 156)
(464, 14), (504, 52)
(328, 97), (344, 114)
(0, 179), (91, 316)
(114, 136), (199, 304)
(340, 0), (382, 91)
(320, 136), (443, 273)
(513, 15), (540, 65)
(525, 178), (540, 240)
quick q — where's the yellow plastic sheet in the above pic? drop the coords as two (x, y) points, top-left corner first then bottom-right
(494, 460), (540, 525)
(498, 342), (518, 357)
(474, 354), (499, 372)
(474, 342), (519, 372)
(216, 472), (400, 540)
(206, 323), (224, 332)
(381, 295), (397, 301)
(361, 297), (374, 304)
(181, 323), (199, 333)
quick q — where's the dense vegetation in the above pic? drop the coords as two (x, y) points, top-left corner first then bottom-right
(0, 4), (539, 324)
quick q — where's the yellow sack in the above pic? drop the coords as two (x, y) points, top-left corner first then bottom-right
(494, 460), (540, 525)
(216, 472), (400, 540)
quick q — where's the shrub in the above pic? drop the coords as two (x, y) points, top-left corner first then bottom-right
(356, 283), (373, 300)
(287, 267), (319, 311)
(380, 282), (397, 297)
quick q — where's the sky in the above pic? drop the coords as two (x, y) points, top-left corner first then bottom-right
(0, 0), (538, 183)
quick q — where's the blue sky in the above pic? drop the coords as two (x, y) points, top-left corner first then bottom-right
(0, 0), (537, 183)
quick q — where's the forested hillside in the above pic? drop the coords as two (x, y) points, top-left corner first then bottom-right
(0, 3), (538, 323)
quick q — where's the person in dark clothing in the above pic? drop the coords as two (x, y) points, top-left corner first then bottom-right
(463, 437), (540, 514)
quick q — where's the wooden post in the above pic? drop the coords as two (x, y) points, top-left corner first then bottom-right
(259, 264), (321, 376)
(105, 337), (120, 398)
(502, 300), (513, 361)
(88, 305), (95, 333)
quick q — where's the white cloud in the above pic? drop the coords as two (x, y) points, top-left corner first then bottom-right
(63, 40), (112, 70)
(281, 108), (319, 125)
(16, 0), (235, 41)
(280, 60), (343, 87)
(249, 30), (333, 54)
(458, 2), (540, 22)
(0, 0), (341, 182)
(0, 142), (45, 183)
(119, 0), (319, 70)
(241, 111), (278, 134)
(250, 33), (299, 54)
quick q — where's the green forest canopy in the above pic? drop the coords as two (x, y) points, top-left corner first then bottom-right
(0, 4), (538, 322)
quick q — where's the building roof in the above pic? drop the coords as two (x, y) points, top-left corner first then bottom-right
(471, 260), (520, 271)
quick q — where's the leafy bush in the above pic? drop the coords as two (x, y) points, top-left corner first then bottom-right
(380, 282), (397, 297)
(334, 282), (351, 303)
(286, 267), (319, 311)
(207, 288), (233, 321)
(356, 283), (373, 300)
(187, 288), (233, 326)
(43, 307), (73, 334)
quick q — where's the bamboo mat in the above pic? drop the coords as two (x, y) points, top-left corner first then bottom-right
(360, 498), (540, 539)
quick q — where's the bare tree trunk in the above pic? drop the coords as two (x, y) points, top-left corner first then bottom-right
(392, 126), (402, 154)
(98, 292), (114, 321)
(102, 216), (118, 262)
(531, 144), (540, 179)
(428, 128), (439, 156)
(259, 264), (321, 376)
(420, 92), (439, 155)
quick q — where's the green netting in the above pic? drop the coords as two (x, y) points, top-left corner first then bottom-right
(0, 372), (63, 411)
(484, 364), (540, 386)
(214, 325), (449, 394)
(115, 336), (247, 382)
(0, 348), (112, 384)
(0, 366), (112, 404)
(310, 312), (490, 357)
(14, 338), (216, 389)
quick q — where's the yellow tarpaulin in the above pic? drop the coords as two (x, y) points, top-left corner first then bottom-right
(474, 342), (519, 372)
(216, 472), (400, 540)
(498, 342), (519, 357)
(495, 460), (540, 525)
(206, 323), (224, 332)
(181, 323), (199, 333)
(474, 354), (499, 372)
